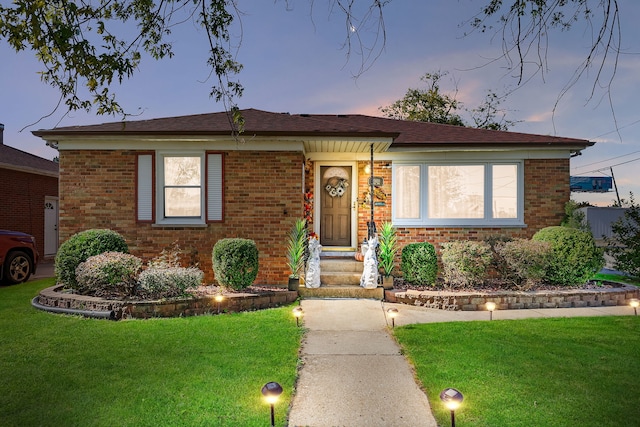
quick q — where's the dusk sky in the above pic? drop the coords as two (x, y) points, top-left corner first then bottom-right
(1, 0), (638, 206)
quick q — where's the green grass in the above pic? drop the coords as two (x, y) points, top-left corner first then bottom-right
(0, 279), (302, 427)
(394, 317), (640, 427)
(592, 272), (640, 286)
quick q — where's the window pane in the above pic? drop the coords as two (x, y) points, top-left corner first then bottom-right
(164, 157), (201, 185)
(396, 165), (421, 219)
(428, 165), (484, 218)
(165, 188), (201, 217)
(492, 164), (518, 218)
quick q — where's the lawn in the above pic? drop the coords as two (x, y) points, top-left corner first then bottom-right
(0, 279), (302, 427)
(394, 316), (640, 427)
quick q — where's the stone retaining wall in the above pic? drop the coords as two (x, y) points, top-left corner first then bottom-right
(385, 285), (639, 311)
(36, 286), (298, 319)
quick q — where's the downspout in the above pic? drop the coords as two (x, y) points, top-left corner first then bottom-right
(31, 296), (116, 320)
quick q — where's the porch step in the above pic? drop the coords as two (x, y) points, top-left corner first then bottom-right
(320, 258), (362, 286)
(299, 286), (384, 300)
(298, 256), (384, 300)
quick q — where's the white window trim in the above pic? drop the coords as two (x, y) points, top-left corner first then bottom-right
(392, 161), (524, 227)
(156, 151), (206, 226)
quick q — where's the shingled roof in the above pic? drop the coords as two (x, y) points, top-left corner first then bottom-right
(33, 108), (593, 149)
(0, 142), (58, 177)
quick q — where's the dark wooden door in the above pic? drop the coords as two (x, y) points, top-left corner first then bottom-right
(320, 166), (352, 246)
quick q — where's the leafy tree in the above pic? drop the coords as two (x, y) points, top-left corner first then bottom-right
(380, 71), (517, 130)
(606, 193), (640, 279)
(0, 0), (385, 124)
(380, 71), (465, 126)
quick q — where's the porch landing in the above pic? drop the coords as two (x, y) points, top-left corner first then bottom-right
(298, 254), (385, 300)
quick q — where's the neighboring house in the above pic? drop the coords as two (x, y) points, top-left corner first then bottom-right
(33, 109), (594, 284)
(0, 124), (59, 259)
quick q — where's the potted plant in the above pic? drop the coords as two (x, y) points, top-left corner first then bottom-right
(286, 219), (307, 290)
(378, 222), (398, 289)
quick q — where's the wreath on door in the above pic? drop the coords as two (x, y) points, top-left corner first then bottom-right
(325, 177), (349, 197)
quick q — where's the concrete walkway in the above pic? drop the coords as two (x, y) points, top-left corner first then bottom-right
(288, 299), (438, 427)
(287, 298), (635, 427)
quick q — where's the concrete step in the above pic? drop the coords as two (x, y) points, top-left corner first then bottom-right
(321, 272), (361, 286)
(318, 258), (363, 286)
(298, 285), (384, 300)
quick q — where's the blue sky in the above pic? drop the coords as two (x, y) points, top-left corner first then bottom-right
(1, 0), (639, 206)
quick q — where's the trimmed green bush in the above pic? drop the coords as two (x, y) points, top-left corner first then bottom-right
(496, 239), (552, 289)
(441, 240), (493, 287)
(137, 266), (204, 299)
(400, 242), (438, 286)
(75, 252), (142, 297)
(55, 229), (129, 288)
(606, 195), (640, 279)
(212, 238), (259, 290)
(533, 226), (604, 285)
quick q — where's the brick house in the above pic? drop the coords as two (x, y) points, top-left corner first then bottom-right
(33, 109), (594, 285)
(1, 124), (59, 259)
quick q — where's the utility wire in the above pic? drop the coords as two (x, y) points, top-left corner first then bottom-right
(573, 156), (640, 176)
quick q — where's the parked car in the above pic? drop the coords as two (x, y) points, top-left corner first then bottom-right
(0, 230), (39, 284)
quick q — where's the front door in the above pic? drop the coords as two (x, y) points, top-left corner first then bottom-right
(320, 166), (352, 247)
(44, 197), (59, 256)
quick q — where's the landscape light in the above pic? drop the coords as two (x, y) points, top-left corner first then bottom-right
(486, 301), (496, 321)
(630, 298), (639, 316)
(440, 388), (464, 427)
(292, 306), (304, 326)
(215, 294), (224, 314)
(387, 308), (399, 328)
(261, 382), (283, 427)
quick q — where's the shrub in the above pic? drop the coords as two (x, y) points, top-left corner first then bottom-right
(137, 266), (204, 299)
(496, 239), (552, 289)
(212, 238), (259, 290)
(485, 235), (513, 278)
(400, 242), (438, 286)
(533, 226), (604, 286)
(441, 241), (493, 287)
(606, 194), (640, 278)
(55, 229), (129, 288)
(75, 252), (142, 297)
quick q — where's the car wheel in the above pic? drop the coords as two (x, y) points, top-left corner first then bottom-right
(4, 251), (33, 284)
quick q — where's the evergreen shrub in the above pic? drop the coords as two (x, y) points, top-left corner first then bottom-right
(212, 238), (259, 290)
(532, 226), (604, 285)
(400, 242), (438, 286)
(496, 239), (552, 289)
(75, 252), (142, 297)
(441, 240), (492, 287)
(55, 229), (128, 288)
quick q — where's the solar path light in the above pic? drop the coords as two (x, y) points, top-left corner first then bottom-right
(630, 298), (639, 316)
(485, 301), (496, 320)
(440, 388), (464, 427)
(214, 294), (224, 314)
(293, 306), (304, 326)
(387, 308), (398, 328)
(261, 382), (283, 427)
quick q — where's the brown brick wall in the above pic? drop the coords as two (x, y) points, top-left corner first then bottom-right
(59, 150), (305, 284)
(0, 168), (58, 258)
(59, 150), (569, 285)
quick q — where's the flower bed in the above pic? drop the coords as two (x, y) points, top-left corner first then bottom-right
(34, 285), (298, 319)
